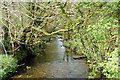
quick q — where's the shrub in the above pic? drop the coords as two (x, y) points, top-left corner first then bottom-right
(89, 48), (118, 78)
(0, 54), (18, 78)
(101, 48), (118, 78)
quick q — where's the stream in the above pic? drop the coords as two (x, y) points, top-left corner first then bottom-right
(11, 37), (88, 78)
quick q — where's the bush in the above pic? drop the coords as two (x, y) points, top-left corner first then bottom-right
(101, 48), (118, 78)
(0, 54), (18, 78)
(89, 48), (118, 78)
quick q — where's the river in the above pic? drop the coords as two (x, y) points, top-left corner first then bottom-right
(11, 37), (88, 78)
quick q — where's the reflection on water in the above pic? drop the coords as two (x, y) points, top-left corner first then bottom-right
(11, 37), (88, 78)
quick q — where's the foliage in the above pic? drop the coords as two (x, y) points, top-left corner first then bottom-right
(101, 48), (118, 78)
(26, 66), (31, 70)
(0, 2), (119, 78)
(89, 48), (118, 78)
(0, 54), (18, 78)
(62, 2), (118, 78)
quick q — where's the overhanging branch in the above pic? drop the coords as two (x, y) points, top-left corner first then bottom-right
(31, 27), (73, 36)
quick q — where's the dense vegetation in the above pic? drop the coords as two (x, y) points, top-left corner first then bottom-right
(0, 2), (119, 78)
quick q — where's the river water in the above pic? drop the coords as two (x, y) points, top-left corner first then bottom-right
(11, 38), (88, 78)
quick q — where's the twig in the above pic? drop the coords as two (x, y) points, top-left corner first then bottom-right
(7, 46), (20, 53)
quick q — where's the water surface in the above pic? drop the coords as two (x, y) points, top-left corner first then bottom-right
(12, 38), (88, 78)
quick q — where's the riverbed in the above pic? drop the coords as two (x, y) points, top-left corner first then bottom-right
(11, 38), (88, 78)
